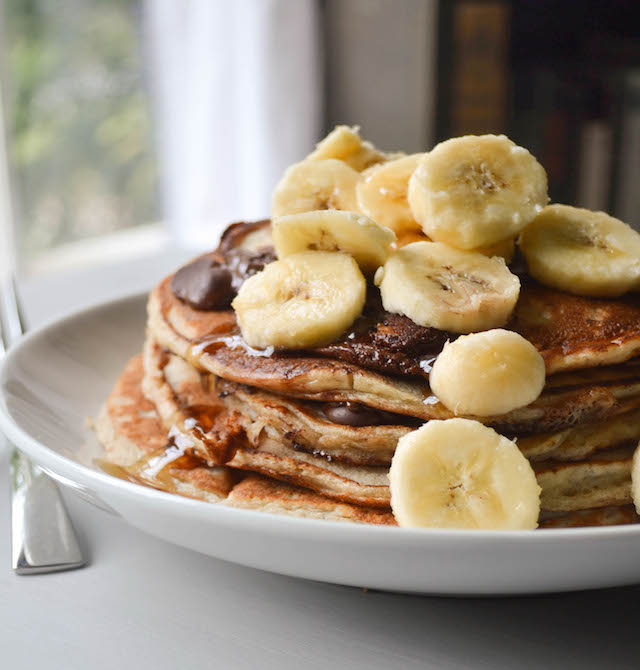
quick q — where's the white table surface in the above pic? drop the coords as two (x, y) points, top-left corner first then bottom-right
(2, 248), (640, 669)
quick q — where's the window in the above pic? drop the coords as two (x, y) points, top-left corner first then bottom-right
(2, 0), (159, 264)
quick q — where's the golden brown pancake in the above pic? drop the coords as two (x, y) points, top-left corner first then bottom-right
(518, 408), (640, 462)
(96, 354), (395, 522)
(539, 505), (640, 528)
(223, 475), (396, 524)
(97, 354), (640, 528)
(141, 338), (639, 514)
(95, 354), (236, 502)
(216, 378), (410, 466)
(534, 445), (634, 513)
(510, 279), (640, 373)
(146, 300), (640, 434)
(144, 334), (640, 472)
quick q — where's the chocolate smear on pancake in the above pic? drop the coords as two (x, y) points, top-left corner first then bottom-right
(314, 290), (454, 378)
(323, 401), (423, 427)
(171, 241), (275, 311)
(171, 257), (234, 310)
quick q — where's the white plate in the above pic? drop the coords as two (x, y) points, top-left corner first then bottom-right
(2, 293), (640, 596)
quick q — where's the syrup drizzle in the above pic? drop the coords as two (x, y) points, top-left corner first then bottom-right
(97, 430), (202, 495)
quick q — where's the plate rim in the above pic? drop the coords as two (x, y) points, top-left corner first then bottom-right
(2, 289), (640, 544)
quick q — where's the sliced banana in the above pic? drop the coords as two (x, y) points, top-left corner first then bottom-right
(272, 158), (360, 218)
(272, 210), (395, 275)
(232, 251), (366, 350)
(356, 153), (426, 234)
(519, 204), (640, 297)
(393, 224), (514, 261)
(389, 418), (541, 530)
(238, 225), (273, 252)
(408, 134), (548, 249)
(393, 229), (431, 249)
(306, 125), (387, 171)
(429, 329), (546, 417)
(473, 237), (515, 263)
(374, 241), (520, 333)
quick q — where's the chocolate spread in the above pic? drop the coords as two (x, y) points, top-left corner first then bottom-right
(171, 257), (234, 310)
(315, 291), (454, 378)
(323, 401), (422, 427)
(171, 243), (275, 311)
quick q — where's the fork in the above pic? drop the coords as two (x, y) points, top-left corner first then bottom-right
(1, 275), (86, 574)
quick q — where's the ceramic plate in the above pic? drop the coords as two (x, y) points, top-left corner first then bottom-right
(2, 293), (640, 595)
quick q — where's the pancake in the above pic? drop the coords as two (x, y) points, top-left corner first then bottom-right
(145, 335), (415, 467)
(145, 334), (640, 471)
(95, 354), (236, 502)
(232, 434), (636, 513)
(147, 288), (640, 434)
(216, 378), (412, 466)
(539, 505), (640, 528)
(143, 338), (640, 472)
(96, 354), (394, 523)
(223, 474), (395, 524)
(99, 354), (640, 527)
(141, 338), (640, 513)
(518, 408), (640, 462)
(219, 375), (640, 467)
(225, 476), (639, 528)
(534, 446), (634, 513)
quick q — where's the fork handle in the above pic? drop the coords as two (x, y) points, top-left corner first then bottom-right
(10, 448), (86, 574)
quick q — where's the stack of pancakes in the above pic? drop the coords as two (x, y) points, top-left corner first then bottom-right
(96, 220), (640, 528)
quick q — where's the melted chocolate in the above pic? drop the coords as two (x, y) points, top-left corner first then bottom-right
(315, 291), (453, 378)
(171, 243), (275, 311)
(171, 257), (234, 310)
(323, 401), (421, 427)
(224, 247), (277, 292)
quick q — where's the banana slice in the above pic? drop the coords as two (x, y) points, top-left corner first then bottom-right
(306, 125), (387, 171)
(232, 251), (366, 349)
(393, 231), (514, 260)
(374, 241), (520, 333)
(473, 237), (515, 263)
(238, 225), (273, 252)
(519, 204), (640, 297)
(429, 329), (546, 417)
(272, 210), (395, 275)
(272, 159), (360, 218)
(408, 135), (548, 249)
(356, 154), (426, 234)
(389, 418), (541, 530)
(394, 229), (431, 249)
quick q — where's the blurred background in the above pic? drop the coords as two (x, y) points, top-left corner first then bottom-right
(0, 0), (639, 276)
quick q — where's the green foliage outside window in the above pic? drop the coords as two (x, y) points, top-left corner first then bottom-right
(3, 0), (158, 258)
